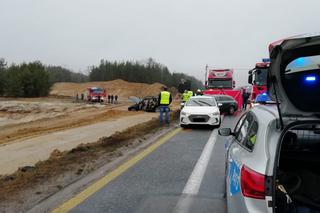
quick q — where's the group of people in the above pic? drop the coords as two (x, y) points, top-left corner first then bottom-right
(107, 94), (118, 104)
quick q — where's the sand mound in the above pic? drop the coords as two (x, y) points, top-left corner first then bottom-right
(50, 79), (165, 98)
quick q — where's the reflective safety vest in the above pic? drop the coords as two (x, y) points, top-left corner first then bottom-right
(182, 92), (189, 102)
(187, 91), (193, 98)
(160, 91), (170, 105)
(250, 134), (257, 144)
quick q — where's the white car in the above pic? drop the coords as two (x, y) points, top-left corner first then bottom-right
(180, 96), (221, 128)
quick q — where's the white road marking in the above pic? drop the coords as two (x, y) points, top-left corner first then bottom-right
(173, 116), (223, 213)
(182, 129), (218, 195)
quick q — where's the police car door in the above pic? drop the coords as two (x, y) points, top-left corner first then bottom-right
(226, 112), (255, 212)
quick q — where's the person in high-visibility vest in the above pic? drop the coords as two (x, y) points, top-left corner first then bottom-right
(181, 90), (189, 103)
(187, 90), (194, 99)
(158, 86), (172, 124)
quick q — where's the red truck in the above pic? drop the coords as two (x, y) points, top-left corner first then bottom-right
(202, 68), (242, 113)
(86, 87), (107, 102)
(248, 60), (270, 103)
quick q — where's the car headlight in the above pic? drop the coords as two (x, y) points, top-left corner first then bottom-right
(181, 111), (187, 116)
(210, 111), (220, 116)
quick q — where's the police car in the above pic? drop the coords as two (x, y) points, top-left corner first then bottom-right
(219, 34), (320, 212)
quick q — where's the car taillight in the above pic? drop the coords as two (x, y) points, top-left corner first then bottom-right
(241, 165), (265, 199)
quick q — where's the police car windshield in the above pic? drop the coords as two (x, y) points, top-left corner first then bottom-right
(186, 98), (216, 106)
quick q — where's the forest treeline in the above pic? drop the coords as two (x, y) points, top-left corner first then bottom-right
(0, 59), (88, 97)
(0, 58), (203, 97)
(90, 58), (203, 91)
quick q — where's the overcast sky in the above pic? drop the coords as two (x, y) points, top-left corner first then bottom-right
(1, 0), (320, 85)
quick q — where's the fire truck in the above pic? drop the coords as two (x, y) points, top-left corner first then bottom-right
(202, 68), (242, 112)
(86, 87), (107, 102)
(248, 59), (270, 103)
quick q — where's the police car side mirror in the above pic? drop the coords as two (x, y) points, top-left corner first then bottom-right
(180, 103), (185, 107)
(218, 128), (233, 136)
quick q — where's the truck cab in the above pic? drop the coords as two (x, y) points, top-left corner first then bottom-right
(203, 68), (242, 112)
(206, 69), (235, 89)
(248, 61), (270, 102)
(87, 87), (107, 102)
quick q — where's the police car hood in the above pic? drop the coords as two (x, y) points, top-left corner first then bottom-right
(268, 34), (320, 118)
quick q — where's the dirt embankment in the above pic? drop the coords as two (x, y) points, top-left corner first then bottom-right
(0, 99), (133, 145)
(49, 79), (165, 98)
(0, 111), (179, 212)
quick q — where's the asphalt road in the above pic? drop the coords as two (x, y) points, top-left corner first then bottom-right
(59, 115), (239, 213)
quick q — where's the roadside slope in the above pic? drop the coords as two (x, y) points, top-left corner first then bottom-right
(0, 112), (157, 175)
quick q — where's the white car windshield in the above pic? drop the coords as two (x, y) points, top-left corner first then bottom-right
(186, 98), (216, 107)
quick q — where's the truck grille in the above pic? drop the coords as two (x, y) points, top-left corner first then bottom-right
(188, 115), (210, 123)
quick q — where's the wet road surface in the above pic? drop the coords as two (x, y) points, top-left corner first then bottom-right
(56, 115), (240, 213)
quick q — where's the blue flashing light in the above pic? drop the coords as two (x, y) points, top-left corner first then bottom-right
(262, 58), (270, 63)
(294, 57), (306, 66)
(305, 76), (316, 82)
(256, 93), (271, 103)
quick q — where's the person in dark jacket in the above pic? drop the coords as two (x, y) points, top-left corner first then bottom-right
(107, 95), (111, 103)
(158, 86), (172, 124)
(110, 95), (114, 104)
(242, 89), (250, 111)
(115, 95), (118, 103)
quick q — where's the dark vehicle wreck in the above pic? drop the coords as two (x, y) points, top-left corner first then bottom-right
(128, 96), (159, 112)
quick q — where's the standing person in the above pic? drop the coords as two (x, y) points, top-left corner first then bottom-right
(110, 95), (114, 104)
(196, 89), (202, 96)
(242, 89), (250, 111)
(181, 90), (189, 103)
(115, 95), (118, 104)
(158, 86), (172, 124)
(107, 95), (111, 103)
(187, 90), (194, 99)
